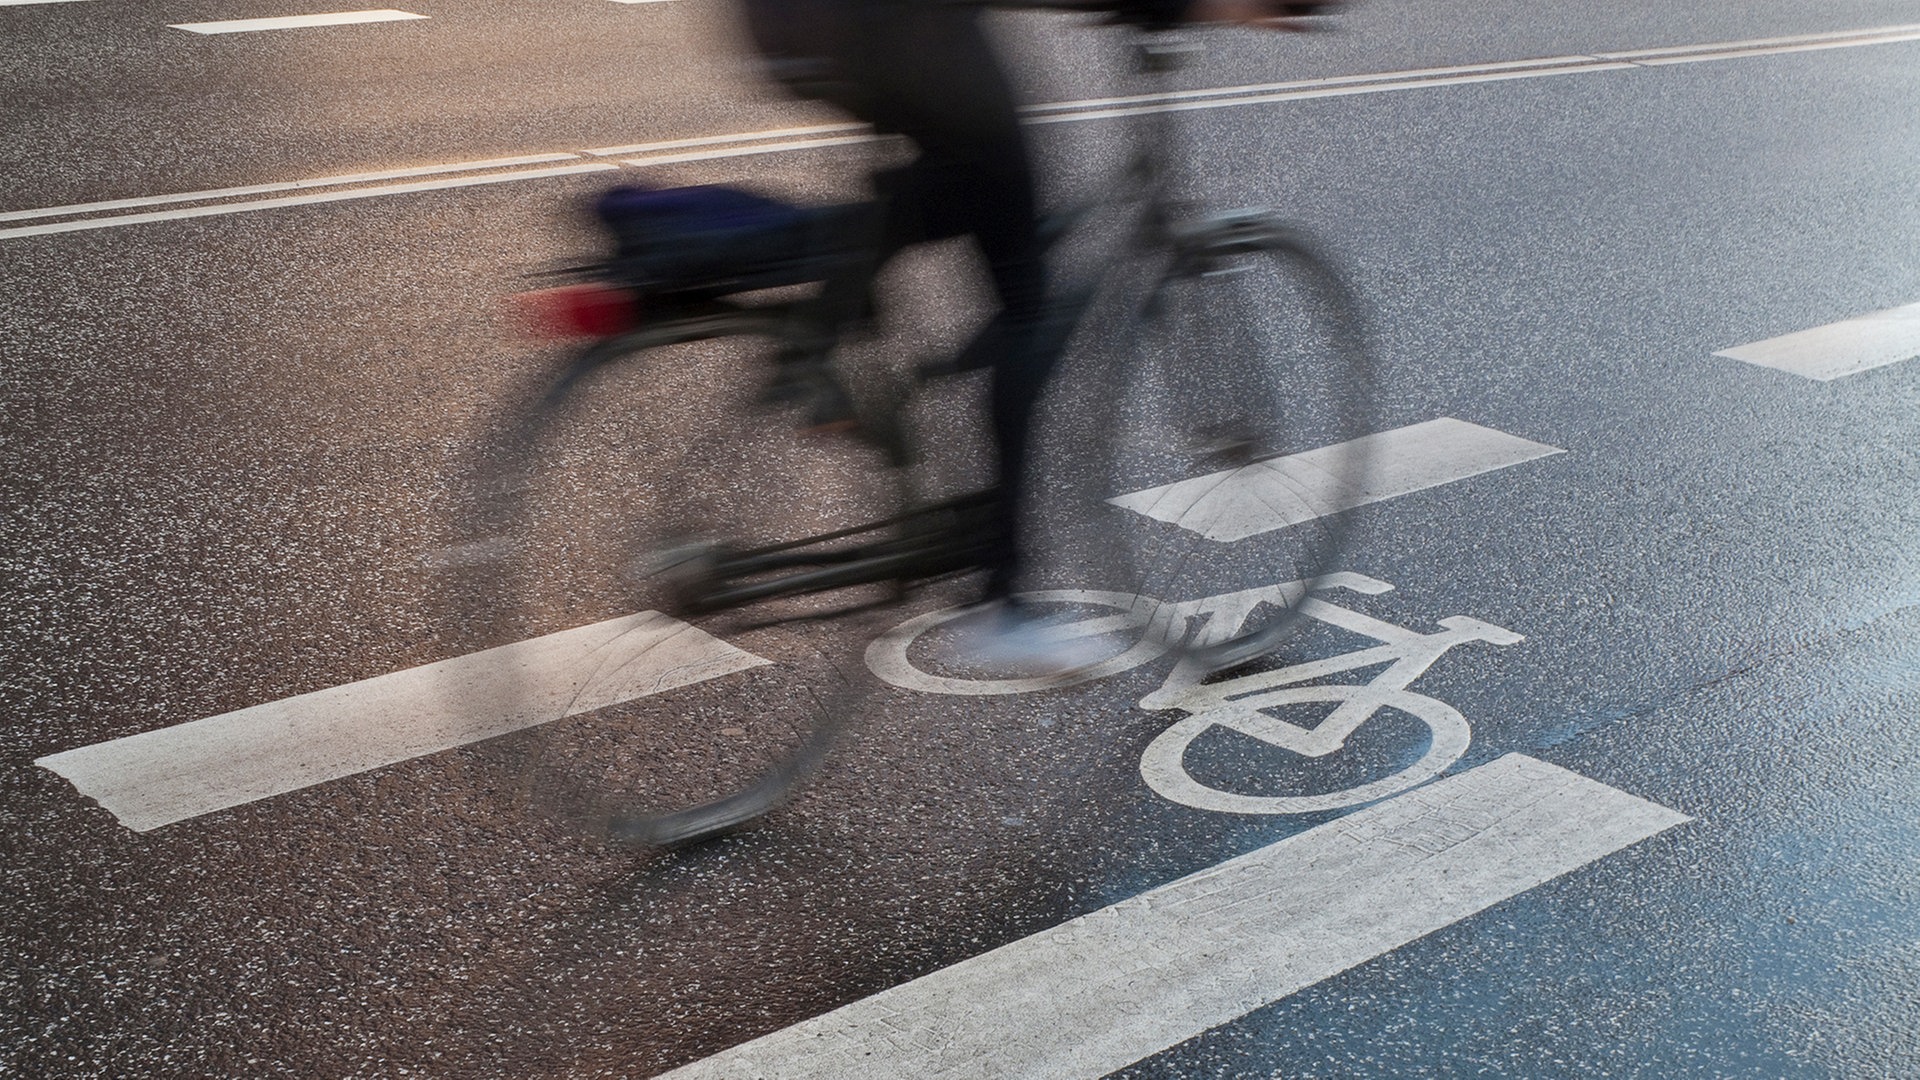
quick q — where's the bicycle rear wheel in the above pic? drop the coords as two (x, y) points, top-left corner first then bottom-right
(1075, 215), (1377, 667)
(457, 329), (902, 846)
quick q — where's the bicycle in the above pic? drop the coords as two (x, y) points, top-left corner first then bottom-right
(454, 29), (1379, 846)
(866, 572), (1523, 814)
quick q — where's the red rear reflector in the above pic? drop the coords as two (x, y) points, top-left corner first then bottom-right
(512, 284), (640, 339)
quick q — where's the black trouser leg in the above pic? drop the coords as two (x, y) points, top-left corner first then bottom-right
(840, 6), (1063, 599)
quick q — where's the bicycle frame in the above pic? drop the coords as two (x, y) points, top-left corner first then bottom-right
(531, 32), (1294, 623)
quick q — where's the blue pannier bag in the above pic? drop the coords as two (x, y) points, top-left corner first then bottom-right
(593, 185), (842, 297)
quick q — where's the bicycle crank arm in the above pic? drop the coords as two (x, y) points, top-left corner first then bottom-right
(688, 536), (997, 614)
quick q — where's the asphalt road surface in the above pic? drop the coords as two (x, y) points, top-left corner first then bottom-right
(5, 1), (1919, 1076)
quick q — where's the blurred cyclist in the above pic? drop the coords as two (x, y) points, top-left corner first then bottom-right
(741, 0), (1333, 669)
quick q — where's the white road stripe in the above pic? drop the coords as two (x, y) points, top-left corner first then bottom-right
(622, 134), (878, 168)
(0, 154), (581, 224)
(663, 754), (1688, 1080)
(0, 162), (617, 241)
(1626, 30), (1920, 66)
(1110, 418), (1563, 542)
(1025, 56), (1594, 116)
(1596, 23), (1920, 60)
(1024, 55), (1628, 124)
(6, 23), (1917, 241)
(585, 123), (867, 158)
(35, 612), (769, 832)
(170, 10), (426, 34)
(0, 0), (95, 6)
(1027, 61), (1638, 125)
(1714, 300), (1920, 381)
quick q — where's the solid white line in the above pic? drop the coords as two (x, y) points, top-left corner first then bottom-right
(622, 134), (877, 168)
(0, 0), (96, 6)
(662, 754), (1689, 1079)
(0, 162), (618, 241)
(1110, 418), (1564, 542)
(170, 10), (426, 34)
(1028, 61), (1637, 126)
(1023, 54), (1614, 117)
(35, 612), (769, 832)
(1714, 300), (1920, 381)
(584, 123), (867, 158)
(1627, 30), (1920, 66)
(1596, 22), (1920, 60)
(0, 153), (581, 224)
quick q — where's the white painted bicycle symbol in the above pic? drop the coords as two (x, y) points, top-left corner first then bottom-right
(866, 572), (1522, 815)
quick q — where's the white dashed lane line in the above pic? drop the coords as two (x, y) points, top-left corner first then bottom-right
(169, 9), (426, 34)
(35, 613), (769, 832)
(1714, 300), (1920, 381)
(1111, 418), (1564, 542)
(662, 754), (1690, 1080)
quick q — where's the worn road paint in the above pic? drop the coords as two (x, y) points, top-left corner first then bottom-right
(36, 613), (768, 832)
(1110, 417), (1563, 542)
(1714, 300), (1920, 381)
(661, 754), (1689, 1079)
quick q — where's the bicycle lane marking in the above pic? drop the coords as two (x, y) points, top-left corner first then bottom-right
(1713, 299), (1920, 381)
(867, 573), (1526, 816)
(1109, 417), (1563, 541)
(660, 753), (1690, 1080)
(34, 612), (769, 833)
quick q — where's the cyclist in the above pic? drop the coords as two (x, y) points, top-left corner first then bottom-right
(740, 0), (1334, 669)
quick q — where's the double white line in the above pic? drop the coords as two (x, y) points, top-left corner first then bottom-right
(1021, 21), (1920, 123)
(4, 22), (1918, 242)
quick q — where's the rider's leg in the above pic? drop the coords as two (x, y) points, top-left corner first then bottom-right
(854, 8), (1059, 600)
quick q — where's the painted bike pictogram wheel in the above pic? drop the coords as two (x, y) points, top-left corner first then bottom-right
(1139, 685), (1472, 815)
(864, 589), (1173, 696)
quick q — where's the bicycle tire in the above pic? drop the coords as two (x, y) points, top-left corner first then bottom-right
(455, 330), (902, 848)
(1065, 216), (1379, 668)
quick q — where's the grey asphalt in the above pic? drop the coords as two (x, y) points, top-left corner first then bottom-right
(3, 1), (1918, 1077)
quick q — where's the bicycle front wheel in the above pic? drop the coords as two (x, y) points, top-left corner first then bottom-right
(454, 329), (901, 846)
(1086, 216), (1378, 665)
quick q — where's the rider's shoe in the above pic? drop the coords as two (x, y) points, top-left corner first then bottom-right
(952, 599), (1111, 681)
